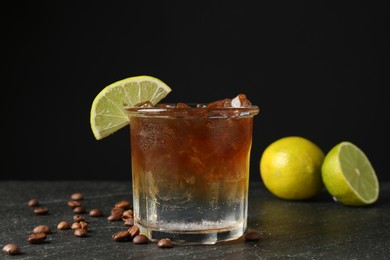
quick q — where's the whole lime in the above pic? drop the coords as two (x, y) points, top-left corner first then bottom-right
(260, 136), (325, 200)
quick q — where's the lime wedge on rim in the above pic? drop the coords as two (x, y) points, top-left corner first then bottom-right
(90, 75), (172, 140)
(321, 141), (379, 206)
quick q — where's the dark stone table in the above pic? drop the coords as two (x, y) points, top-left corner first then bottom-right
(1, 181), (389, 259)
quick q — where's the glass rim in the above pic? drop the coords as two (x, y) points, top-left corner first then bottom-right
(126, 104), (260, 118)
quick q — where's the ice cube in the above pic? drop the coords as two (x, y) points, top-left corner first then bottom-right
(231, 94), (251, 108)
(206, 98), (232, 109)
(175, 103), (191, 108)
(156, 103), (174, 108)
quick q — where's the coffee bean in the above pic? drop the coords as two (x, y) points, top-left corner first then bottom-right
(111, 207), (124, 215)
(33, 225), (51, 234)
(123, 217), (134, 226)
(157, 238), (173, 248)
(89, 208), (103, 217)
(33, 207), (49, 215)
(122, 209), (133, 220)
(27, 232), (47, 244)
(79, 221), (88, 230)
(133, 234), (148, 244)
(73, 215), (85, 222)
(107, 213), (122, 221)
(244, 231), (262, 241)
(71, 222), (81, 230)
(128, 225), (140, 239)
(74, 228), (87, 237)
(73, 206), (86, 214)
(70, 193), (84, 201)
(108, 207), (124, 221)
(28, 199), (39, 207)
(2, 244), (21, 255)
(67, 200), (81, 208)
(57, 221), (71, 230)
(112, 230), (130, 242)
(114, 200), (131, 210)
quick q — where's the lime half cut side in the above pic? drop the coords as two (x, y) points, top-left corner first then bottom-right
(90, 75), (172, 140)
(321, 141), (379, 206)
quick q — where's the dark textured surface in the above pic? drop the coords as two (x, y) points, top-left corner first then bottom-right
(0, 181), (389, 259)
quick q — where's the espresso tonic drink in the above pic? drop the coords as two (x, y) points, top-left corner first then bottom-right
(128, 94), (259, 244)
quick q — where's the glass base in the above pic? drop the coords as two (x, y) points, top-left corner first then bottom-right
(137, 222), (246, 245)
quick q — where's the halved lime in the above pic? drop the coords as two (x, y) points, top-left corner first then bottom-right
(90, 75), (172, 140)
(321, 141), (379, 206)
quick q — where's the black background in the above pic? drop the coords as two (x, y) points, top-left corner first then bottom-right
(4, 1), (389, 182)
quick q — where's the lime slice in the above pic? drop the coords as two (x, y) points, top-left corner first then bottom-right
(321, 141), (379, 206)
(90, 75), (172, 140)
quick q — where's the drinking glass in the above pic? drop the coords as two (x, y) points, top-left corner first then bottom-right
(127, 103), (259, 244)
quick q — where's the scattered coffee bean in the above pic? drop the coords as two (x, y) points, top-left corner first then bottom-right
(244, 231), (262, 241)
(28, 198), (40, 207)
(67, 200), (81, 208)
(122, 209), (133, 220)
(133, 234), (148, 244)
(33, 207), (49, 215)
(33, 225), (51, 234)
(2, 244), (21, 255)
(123, 217), (134, 226)
(71, 222), (81, 230)
(107, 207), (124, 221)
(27, 232), (47, 244)
(128, 225), (140, 239)
(79, 221), (88, 230)
(89, 208), (103, 217)
(57, 221), (71, 230)
(107, 213), (122, 221)
(74, 228), (87, 237)
(157, 238), (172, 248)
(70, 192), (84, 201)
(112, 230), (130, 242)
(73, 206), (86, 214)
(114, 200), (131, 210)
(157, 238), (173, 248)
(73, 215), (85, 222)
(111, 207), (124, 215)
